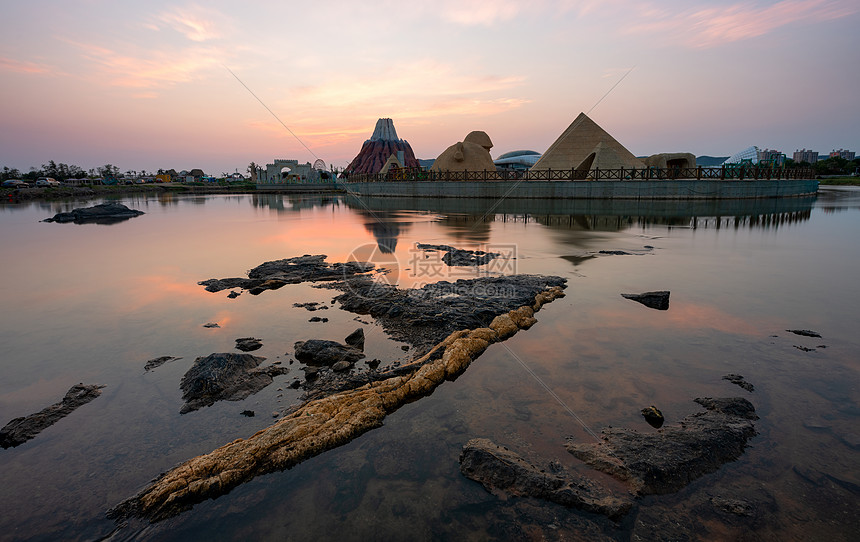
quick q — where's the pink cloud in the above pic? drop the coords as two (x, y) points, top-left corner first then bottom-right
(0, 56), (51, 75)
(156, 5), (224, 42)
(625, 0), (858, 48)
(64, 38), (223, 89)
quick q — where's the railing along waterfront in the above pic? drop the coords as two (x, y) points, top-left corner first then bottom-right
(344, 166), (817, 183)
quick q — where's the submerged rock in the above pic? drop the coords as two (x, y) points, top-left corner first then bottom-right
(344, 328), (365, 350)
(786, 329), (822, 338)
(416, 243), (500, 267)
(459, 438), (632, 520)
(567, 397), (758, 496)
(293, 339), (364, 365)
(144, 356), (181, 372)
(198, 254), (375, 294)
(42, 203), (144, 224)
(621, 291), (670, 311)
(641, 405), (665, 428)
(1, 384), (105, 448)
(235, 337), (263, 352)
(723, 374), (755, 392)
(179, 353), (287, 414)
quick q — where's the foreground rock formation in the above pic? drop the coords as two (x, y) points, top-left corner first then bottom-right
(198, 254), (375, 296)
(566, 397), (758, 496)
(460, 396), (758, 521)
(42, 202), (144, 224)
(1, 384), (105, 448)
(332, 274), (567, 353)
(179, 353), (288, 414)
(460, 438), (632, 520)
(108, 284), (566, 522)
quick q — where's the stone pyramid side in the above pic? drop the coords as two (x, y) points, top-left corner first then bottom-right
(532, 112), (644, 171)
(380, 153), (403, 174)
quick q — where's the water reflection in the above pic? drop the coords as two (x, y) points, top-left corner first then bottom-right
(344, 194), (815, 234)
(251, 193), (342, 212)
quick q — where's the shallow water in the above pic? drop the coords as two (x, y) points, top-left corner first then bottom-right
(0, 189), (858, 541)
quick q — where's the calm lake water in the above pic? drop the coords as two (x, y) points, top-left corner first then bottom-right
(0, 189), (858, 541)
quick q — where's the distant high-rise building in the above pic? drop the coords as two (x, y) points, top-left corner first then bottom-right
(758, 148), (785, 165)
(829, 149), (855, 160)
(793, 149), (818, 164)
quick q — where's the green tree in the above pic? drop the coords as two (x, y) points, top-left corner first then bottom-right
(1, 166), (22, 181)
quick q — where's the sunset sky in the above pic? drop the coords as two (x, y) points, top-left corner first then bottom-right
(1, 0), (857, 175)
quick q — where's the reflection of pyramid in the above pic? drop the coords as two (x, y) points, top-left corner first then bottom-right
(531, 112), (644, 171)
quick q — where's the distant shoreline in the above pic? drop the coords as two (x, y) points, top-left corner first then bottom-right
(2, 182), (257, 201)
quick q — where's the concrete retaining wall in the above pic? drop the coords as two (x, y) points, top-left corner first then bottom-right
(338, 179), (819, 199)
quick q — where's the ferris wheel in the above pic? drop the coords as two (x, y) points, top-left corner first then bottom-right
(313, 159), (326, 171)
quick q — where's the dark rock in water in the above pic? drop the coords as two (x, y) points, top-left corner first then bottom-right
(203, 322), (220, 328)
(344, 328), (365, 350)
(416, 243), (500, 267)
(332, 361), (353, 372)
(227, 291), (240, 299)
(1, 384), (105, 448)
(793, 345), (816, 352)
(43, 203), (144, 224)
(308, 317), (328, 323)
(294, 339), (364, 365)
(786, 329), (822, 338)
(723, 374), (755, 392)
(641, 405), (665, 428)
(621, 291), (670, 311)
(330, 274), (568, 353)
(248, 280), (286, 295)
(459, 438), (632, 520)
(235, 337), (263, 352)
(567, 397), (757, 496)
(599, 250), (634, 255)
(144, 356), (182, 372)
(199, 254), (375, 294)
(179, 353), (287, 414)
(241, 410), (255, 417)
(294, 302), (328, 311)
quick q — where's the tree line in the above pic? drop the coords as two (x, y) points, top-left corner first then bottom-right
(1, 161), (124, 182)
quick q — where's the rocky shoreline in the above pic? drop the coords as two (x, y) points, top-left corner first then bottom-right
(108, 281), (567, 521)
(2, 183), (256, 201)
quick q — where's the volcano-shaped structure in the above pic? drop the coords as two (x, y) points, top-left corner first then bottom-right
(345, 118), (420, 175)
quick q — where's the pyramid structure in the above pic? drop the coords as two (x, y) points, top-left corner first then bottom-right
(379, 153), (403, 174)
(531, 112), (644, 171)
